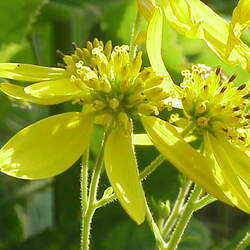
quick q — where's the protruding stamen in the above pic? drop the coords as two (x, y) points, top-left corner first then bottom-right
(242, 93), (250, 99)
(215, 66), (221, 76)
(237, 83), (246, 90)
(228, 74), (237, 82)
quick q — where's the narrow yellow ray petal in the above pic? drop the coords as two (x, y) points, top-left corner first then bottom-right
(226, 0), (250, 68)
(0, 63), (66, 81)
(132, 134), (153, 145)
(204, 132), (250, 213)
(146, 7), (182, 104)
(146, 7), (172, 80)
(104, 126), (146, 224)
(142, 116), (233, 205)
(0, 83), (72, 105)
(216, 138), (250, 187)
(0, 112), (93, 179)
(24, 78), (82, 98)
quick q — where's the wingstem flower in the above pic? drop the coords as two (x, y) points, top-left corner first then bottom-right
(139, 6), (250, 214)
(137, 0), (250, 72)
(0, 39), (178, 224)
(143, 65), (250, 214)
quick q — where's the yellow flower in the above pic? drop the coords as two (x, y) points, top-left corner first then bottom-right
(0, 39), (171, 224)
(143, 64), (250, 214)
(137, 0), (250, 72)
(136, 6), (250, 213)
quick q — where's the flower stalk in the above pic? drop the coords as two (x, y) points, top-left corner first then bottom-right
(161, 178), (192, 238)
(81, 130), (107, 250)
(234, 232), (250, 250)
(166, 185), (203, 250)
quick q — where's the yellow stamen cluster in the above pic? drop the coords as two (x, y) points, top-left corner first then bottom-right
(179, 65), (250, 144)
(62, 39), (169, 120)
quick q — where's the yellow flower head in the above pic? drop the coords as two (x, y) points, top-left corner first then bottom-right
(180, 65), (249, 144)
(61, 39), (169, 120)
(0, 39), (173, 224)
(168, 65), (250, 214)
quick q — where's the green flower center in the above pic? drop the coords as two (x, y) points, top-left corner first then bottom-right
(180, 65), (249, 143)
(62, 39), (169, 120)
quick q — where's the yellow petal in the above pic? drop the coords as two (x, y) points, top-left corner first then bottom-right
(0, 83), (72, 105)
(142, 116), (233, 205)
(147, 7), (172, 81)
(132, 134), (153, 145)
(136, 0), (156, 21)
(0, 63), (66, 81)
(226, 0), (250, 71)
(24, 78), (82, 98)
(216, 138), (250, 187)
(204, 132), (250, 213)
(0, 112), (93, 179)
(146, 7), (181, 100)
(104, 125), (146, 224)
(162, 0), (250, 72)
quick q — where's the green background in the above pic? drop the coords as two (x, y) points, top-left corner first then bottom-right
(0, 0), (249, 249)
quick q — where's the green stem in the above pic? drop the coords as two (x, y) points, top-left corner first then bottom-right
(81, 132), (107, 250)
(161, 178), (192, 238)
(166, 185), (202, 250)
(146, 203), (167, 250)
(140, 154), (165, 180)
(194, 194), (216, 211)
(234, 233), (250, 250)
(80, 147), (89, 215)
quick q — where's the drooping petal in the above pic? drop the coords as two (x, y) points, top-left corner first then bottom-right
(104, 125), (146, 224)
(0, 83), (72, 105)
(226, 0), (250, 69)
(215, 137), (250, 187)
(142, 116), (233, 205)
(146, 7), (174, 86)
(161, 0), (250, 72)
(24, 78), (82, 98)
(136, 0), (156, 21)
(204, 132), (250, 214)
(146, 7), (182, 106)
(0, 112), (93, 179)
(0, 63), (66, 81)
(132, 134), (153, 146)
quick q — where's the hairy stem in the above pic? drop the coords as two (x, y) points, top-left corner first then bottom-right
(146, 203), (167, 250)
(166, 185), (202, 250)
(234, 233), (250, 250)
(81, 132), (106, 250)
(161, 178), (192, 238)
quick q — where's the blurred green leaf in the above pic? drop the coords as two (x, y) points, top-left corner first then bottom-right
(179, 218), (212, 250)
(101, 0), (137, 44)
(0, 0), (49, 45)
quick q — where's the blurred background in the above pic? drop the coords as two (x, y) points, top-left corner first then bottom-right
(0, 0), (249, 249)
